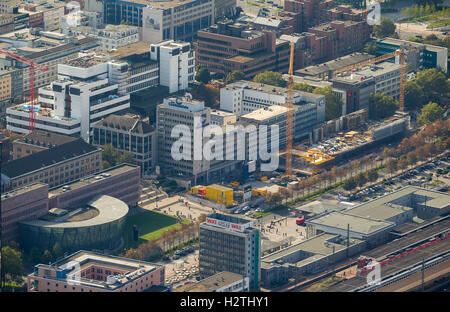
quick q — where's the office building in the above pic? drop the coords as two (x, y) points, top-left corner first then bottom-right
(19, 1), (65, 31)
(7, 56), (131, 141)
(27, 250), (165, 292)
(220, 80), (325, 120)
(210, 109), (236, 126)
(150, 40), (195, 93)
(295, 52), (375, 80)
(214, 0), (236, 22)
(261, 233), (365, 287)
(344, 61), (401, 100)
(103, 42), (160, 94)
(1, 183), (49, 242)
(195, 20), (290, 78)
(11, 130), (77, 160)
(332, 72), (375, 113)
(92, 114), (157, 174)
(103, 0), (214, 43)
(199, 213), (260, 290)
(48, 163), (141, 209)
(64, 24), (140, 51)
(156, 95), (242, 185)
(0, 12), (29, 34)
(3, 36), (99, 97)
(375, 38), (448, 73)
(174, 271), (249, 292)
(1, 138), (102, 191)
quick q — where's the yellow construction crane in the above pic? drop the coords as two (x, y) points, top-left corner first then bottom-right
(333, 47), (419, 111)
(285, 41), (295, 177)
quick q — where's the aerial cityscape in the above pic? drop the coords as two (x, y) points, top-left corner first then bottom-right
(0, 0), (448, 300)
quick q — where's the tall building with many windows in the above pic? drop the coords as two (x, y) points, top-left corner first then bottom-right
(6, 56), (131, 141)
(92, 114), (157, 174)
(150, 40), (195, 93)
(199, 213), (260, 291)
(103, 0), (214, 43)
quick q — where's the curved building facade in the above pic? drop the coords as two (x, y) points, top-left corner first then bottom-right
(19, 195), (128, 252)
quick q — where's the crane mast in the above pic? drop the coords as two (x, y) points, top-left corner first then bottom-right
(0, 48), (49, 132)
(285, 41), (295, 177)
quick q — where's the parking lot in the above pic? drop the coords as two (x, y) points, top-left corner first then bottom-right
(349, 156), (450, 203)
(163, 247), (200, 289)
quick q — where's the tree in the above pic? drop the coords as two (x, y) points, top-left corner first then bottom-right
(363, 43), (377, 55)
(367, 169), (378, 182)
(418, 102), (444, 125)
(225, 71), (245, 84)
(374, 18), (396, 38)
(356, 172), (368, 188)
(253, 71), (286, 87)
(369, 93), (398, 120)
(404, 81), (424, 110)
(195, 65), (211, 84)
(343, 177), (357, 191)
(313, 86), (343, 121)
(52, 243), (62, 260)
(293, 82), (314, 93)
(415, 69), (448, 102)
(102, 144), (118, 167)
(118, 152), (135, 165)
(1, 246), (24, 281)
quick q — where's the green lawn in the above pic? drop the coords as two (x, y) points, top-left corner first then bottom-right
(124, 210), (189, 249)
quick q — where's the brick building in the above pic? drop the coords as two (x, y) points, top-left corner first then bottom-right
(1, 138), (102, 191)
(195, 20), (290, 79)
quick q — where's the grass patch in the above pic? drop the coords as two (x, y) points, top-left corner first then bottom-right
(254, 211), (273, 217)
(427, 18), (450, 29)
(246, 1), (260, 6)
(124, 210), (189, 249)
(307, 276), (341, 292)
(429, 180), (443, 186)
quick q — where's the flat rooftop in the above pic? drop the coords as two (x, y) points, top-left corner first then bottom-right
(347, 186), (450, 221)
(295, 52), (374, 77)
(124, 0), (201, 9)
(226, 80), (323, 99)
(21, 195), (128, 228)
(66, 56), (107, 68)
(35, 250), (162, 289)
(336, 61), (401, 81)
(262, 233), (362, 264)
(48, 164), (139, 197)
(1, 183), (47, 200)
(307, 211), (395, 235)
(241, 105), (288, 121)
(210, 109), (235, 117)
(174, 271), (244, 292)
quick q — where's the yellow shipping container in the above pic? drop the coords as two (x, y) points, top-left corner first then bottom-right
(190, 185), (205, 194)
(205, 184), (233, 206)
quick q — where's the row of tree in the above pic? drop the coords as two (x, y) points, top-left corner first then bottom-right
(267, 118), (449, 201)
(123, 214), (207, 261)
(405, 68), (448, 111)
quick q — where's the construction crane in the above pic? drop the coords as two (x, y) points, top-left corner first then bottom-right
(0, 48), (49, 131)
(332, 47), (419, 111)
(285, 41), (295, 177)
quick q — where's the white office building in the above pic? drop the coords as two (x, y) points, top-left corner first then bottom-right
(150, 40), (195, 93)
(7, 56), (130, 142)
(64, 25), (140, 51)
(220, 80), (325, 119)
(157, 95), (242, 185)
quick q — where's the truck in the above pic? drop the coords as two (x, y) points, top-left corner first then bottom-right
(296, 216), (305, 225)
